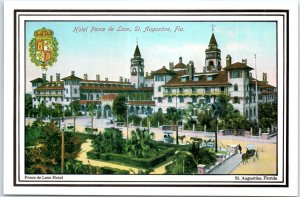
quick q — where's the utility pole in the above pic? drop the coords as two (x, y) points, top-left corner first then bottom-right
(255, 54), (259, 130)
(61, 122), (65, 174)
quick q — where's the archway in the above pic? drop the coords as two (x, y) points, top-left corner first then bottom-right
(103, 105), (112, 118)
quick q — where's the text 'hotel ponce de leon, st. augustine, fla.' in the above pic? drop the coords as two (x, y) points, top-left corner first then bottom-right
(29, 32), (276, 120)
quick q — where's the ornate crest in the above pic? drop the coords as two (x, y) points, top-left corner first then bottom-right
(29, 27), (59, 70)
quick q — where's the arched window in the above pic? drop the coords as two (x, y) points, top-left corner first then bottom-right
(132, 68), (136, 72)
(249, 108), (252, 117)
(234, 84), (238, 91)
(139, 68), (143, 72)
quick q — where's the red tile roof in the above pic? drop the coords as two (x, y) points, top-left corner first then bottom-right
(152, 67), (176, 75)
(223, 62), (253, 70)
(173, 62), (187, 69)
(100, 94), (118, 100)
(128, 100), (155, 106)
(61, 75), (82, 81)
(163, 71), (231, 87)
(81, 80), (130, 84)
(249, 78), (276, 88)
(30, 78), (46, 83)
(80, 85), (135, 91)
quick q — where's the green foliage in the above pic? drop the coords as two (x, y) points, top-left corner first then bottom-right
(70, 100), (81, 115)
(128, 115), (142, 126)
(148, 111), (165, 127)
(166, 151), (197, 174)
(88, 147), (175, 169)
(126, 128), (157, 158)
(112, 95), (127, 121)
(189, 142), (216, 167)
(258, 102), (277, 129)
(92, 127), (125, 156)
(25, 94), (33, 117)
(197, 112), (213, 129)
(25, 121), (82, 174)
(64, 160), (129, 175)
(25, 124), (43, 146)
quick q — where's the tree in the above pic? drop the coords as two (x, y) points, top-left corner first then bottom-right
(258, 102), (277, 130)
(168, 151), (198, 174)
(126, 128), (156, 158)
(92, 128), (125, 157)
(87, 102), (96, 132)
(53, 103), (63, 130)
(112, 95), (127, 121)
(37, 101), (47, 120)
(70, 100), (81, 132)
(25, 121), (82, 174)
(166, 107), (181, 145)
(25, 93), (33, 117)
(189, 142), (216, 167)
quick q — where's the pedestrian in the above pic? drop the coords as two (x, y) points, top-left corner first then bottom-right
(238, 144), (242, 154)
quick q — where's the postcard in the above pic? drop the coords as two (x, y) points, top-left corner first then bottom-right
(3, 1), (298, 196)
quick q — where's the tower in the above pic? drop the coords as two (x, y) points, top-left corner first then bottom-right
(204, 33), (222, 72)
(130, 44), (145, 88)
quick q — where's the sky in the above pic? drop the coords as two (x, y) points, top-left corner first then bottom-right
(25, 21), (277, 92)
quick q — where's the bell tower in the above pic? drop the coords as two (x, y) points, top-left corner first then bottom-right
(130, 44), (145, 88)
(204, 28), (222, 72)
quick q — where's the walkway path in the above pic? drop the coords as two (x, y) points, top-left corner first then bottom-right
(208, 154), (242, 174)
(76, 139), (172, 174)
(76, 139), (139, 174)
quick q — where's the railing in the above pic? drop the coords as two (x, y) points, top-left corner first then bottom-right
(163, 91), (228, 97)
(35, 93), (64, 97)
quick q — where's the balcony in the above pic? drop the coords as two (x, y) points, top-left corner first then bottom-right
(163, 91), (228, 97)
(35, 93), (64, 97)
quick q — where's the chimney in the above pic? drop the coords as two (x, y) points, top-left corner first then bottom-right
(120, 76), (123, 82)
(226, 54), (232, 67)
(42, 73), (46, 82)
(50, 75), (53, 82)
(242, 59), (247, 65)
(71, 71), (75, 76)
(96, 74), (100, 81)
(105, 77), (108, 81)
(56, 73), (60, 83)
(187, 61), (195, 81)
(179, 57), (182, 63)
(263, 73), (268, 84)
(83, 73), (88, 80)
(169, 62), (174, 71)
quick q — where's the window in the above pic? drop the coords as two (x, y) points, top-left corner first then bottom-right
(205, 87), (211, 93)
(249, 108), (252, 117)
(205, 96), (210, 103)
(168, 96), (172, 103)
(253, 108), (256, 116)
(220, 87), (225, 92)
(66, 89), (68, 93)
(90, 95), (93, 100)
(233, 97), (240, 104)
(158, 98), (162, 103)
(234, 84), (238, 91)
(230, 70), (241, 78)
(55, 97), (57, 101)
(192, 96), (197, 103)
(192, 87), (196, 94)
(155, 75), (164, 81)
(74, 88), (77, 94)
(179, 88), (183, 94)
(179, 96), (184, 103)
(207, 76), (212, 81)
(245, 110), (248, 117)
(158, 86), (161, 92)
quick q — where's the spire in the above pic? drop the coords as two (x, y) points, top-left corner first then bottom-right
(209, 33), (218, 46)
(134, 44), (141, 57)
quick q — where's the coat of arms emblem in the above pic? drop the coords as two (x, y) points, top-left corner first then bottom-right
(29, 27), (59, 70)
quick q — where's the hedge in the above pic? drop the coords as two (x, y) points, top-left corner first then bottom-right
(87, 147), (175, 169)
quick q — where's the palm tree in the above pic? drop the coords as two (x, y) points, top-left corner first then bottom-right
(166, 107), (181, 145)
(171, 150), (198, 174)
(53, 103), (63, 130)
(70, 100), (81, 132)
(87, 102), (96, 133)
(126, 128), (155, 158)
